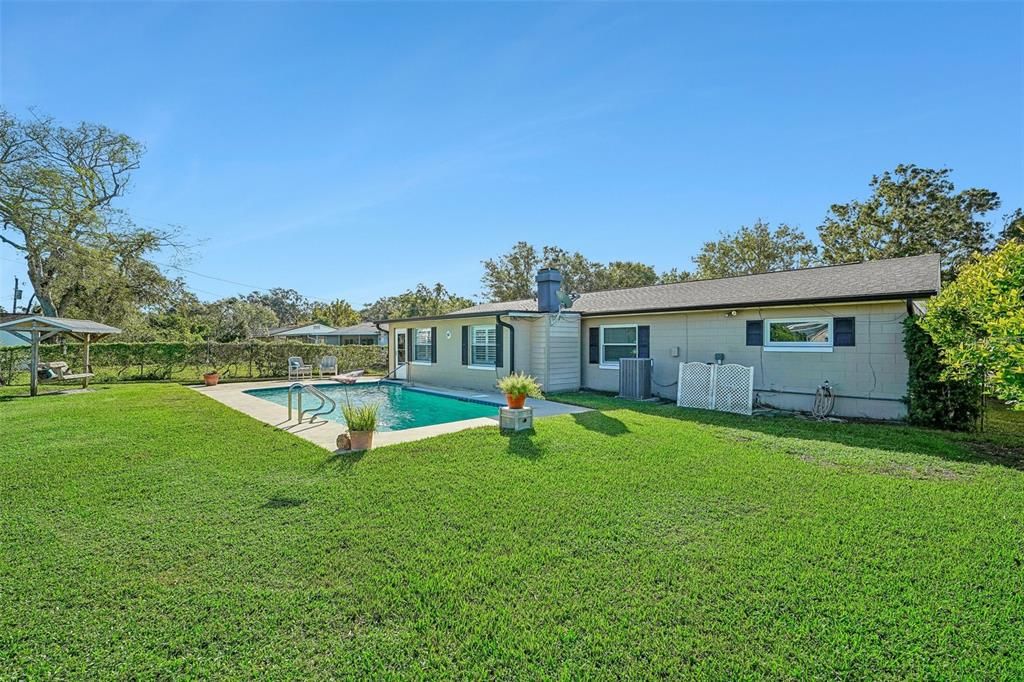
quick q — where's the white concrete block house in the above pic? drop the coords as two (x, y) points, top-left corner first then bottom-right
(380, 254), (941, 420)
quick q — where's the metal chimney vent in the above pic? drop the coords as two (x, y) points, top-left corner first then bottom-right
(618, 358), (653, 400)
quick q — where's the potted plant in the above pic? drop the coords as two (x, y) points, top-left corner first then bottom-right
(496, 372), (543, 409)
(203, 369), (221, 386)
(342, 400), (380, 450)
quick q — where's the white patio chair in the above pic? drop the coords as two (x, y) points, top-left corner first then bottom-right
(287, 356), (312, 380)
(319, 355), (338, 378)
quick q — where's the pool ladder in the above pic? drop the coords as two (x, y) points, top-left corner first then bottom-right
(287, 382), (336, 424)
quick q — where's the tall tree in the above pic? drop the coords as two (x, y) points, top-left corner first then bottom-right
(361, 283), (473, 321)
(481, 241), (541, 301)
(311, 299), (360, 327)
(598, 261), (660, 289)
(818, 164), (1000, 278)
(658, 268), (693, 284)
(0, 109), (183, 317)
(693, 220), (818, 279)
(998, 208), (1023, 246)
(539, 246), (605, 295)
(203, 298), (279, 342)
(243, 288), (311, 325)
(483, 241), (693, 300)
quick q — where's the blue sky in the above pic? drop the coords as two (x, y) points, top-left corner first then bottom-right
(2, 1), (1022, 308)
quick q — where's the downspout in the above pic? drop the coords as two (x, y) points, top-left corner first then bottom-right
(496, 314), (514, 375)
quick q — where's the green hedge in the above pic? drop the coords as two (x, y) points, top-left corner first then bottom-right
(903, 317), (982, 431)
(0, 341), (387, 385)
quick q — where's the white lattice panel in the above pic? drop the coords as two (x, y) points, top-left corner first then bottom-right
(677, 362), (714, 410)
(713, 363), (754, 415)
(677, 362), (754, 415)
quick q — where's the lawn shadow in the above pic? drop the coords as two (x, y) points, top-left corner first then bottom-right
(323, 448), (367, 473)
(571, 411), (630, 436)
(505, 430), (543, 459)
(260, 496), (307, 509)
(0, 385), (111, 402)
(553, 393), (1024, 472)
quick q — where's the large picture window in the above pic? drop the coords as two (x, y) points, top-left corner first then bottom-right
(413, 328), (433, 363)
(764, 317), (833, 351)
(600, 325), (638, 367)
(470, 325), (497, 367)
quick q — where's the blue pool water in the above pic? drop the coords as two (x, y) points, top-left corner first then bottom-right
(243, 383), (499, 431)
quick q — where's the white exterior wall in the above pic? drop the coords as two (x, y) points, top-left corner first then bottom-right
(581, 301), (910, 420)
(388, 316), (533, 392)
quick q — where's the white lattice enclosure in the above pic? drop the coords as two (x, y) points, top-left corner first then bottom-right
(677, 362), (715, 410)
(677, 362), (754, 415)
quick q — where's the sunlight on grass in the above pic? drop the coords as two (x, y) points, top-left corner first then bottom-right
(2, 384), (1022, 677)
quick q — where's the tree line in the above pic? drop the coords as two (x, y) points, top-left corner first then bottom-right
(2, 108), (1020, 343)
(482, 166), (1022, 301)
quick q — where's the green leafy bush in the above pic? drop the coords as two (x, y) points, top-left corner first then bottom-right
(903, 316), (982, 430)
(496, 372), (543, 398)
(918, 240), (1024, 409)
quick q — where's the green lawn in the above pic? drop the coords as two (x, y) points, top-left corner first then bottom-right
(2, 384), (1023, 678)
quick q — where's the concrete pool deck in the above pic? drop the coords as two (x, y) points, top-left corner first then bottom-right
(191, 378), (589, 452)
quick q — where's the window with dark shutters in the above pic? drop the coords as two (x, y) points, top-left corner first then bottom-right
(834, 317), (856, 346)
(461, 326), (469, 365)
(495, 324), (504, 368)
(746, 320), (763, 346)
(588, 328), (600, 364)
(638, 325), (650, 358)
(430, 327), (437, 363)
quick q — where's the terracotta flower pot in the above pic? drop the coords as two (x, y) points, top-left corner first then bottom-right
(203, 372), (220, 386)
(506, 393), (527, 409)
(349, 431), (374, 451)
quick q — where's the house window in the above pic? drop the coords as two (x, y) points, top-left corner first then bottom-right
(764, 317), (833, 351)
(600, 325), (637, 367)
(413, 328), (433, 362)
(470, 325), (497, 367)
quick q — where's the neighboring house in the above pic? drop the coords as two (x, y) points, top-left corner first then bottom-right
(333, 322), (389, 346)
(379, 254), (941, 420)
(266, 322), (387, 346)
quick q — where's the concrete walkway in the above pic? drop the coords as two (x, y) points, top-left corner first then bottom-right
(191, 378), (588, 452)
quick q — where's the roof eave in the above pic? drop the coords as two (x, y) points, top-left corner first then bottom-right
(377, 309), (536, 324)
(576, 291), (939, 317)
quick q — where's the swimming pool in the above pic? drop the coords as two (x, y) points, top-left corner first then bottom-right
(243, 383), (500, 431)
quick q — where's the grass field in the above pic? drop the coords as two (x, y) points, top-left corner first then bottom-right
(2, 384), (1022, 678)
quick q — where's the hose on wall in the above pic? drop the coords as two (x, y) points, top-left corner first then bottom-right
(812, 381), (836, 419)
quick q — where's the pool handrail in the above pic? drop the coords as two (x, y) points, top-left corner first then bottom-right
(287, 382), (337, 424)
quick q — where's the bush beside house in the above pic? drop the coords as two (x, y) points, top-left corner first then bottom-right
(903, 317), (983, 431)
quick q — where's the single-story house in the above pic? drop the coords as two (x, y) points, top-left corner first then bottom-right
(379, 254), (941, 420)
(265, 322), (387, 346)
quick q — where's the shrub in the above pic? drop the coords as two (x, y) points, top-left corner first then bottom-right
(0, 347), (30, 385)
(918, 240), (1024, 409)
(0, 341), (387, 385)
(342, 400), (380, 432)
(903, 316), (982, 430)
(496, 372), (543, 398)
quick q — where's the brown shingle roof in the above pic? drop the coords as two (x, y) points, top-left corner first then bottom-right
(383, 254), (941, 322)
